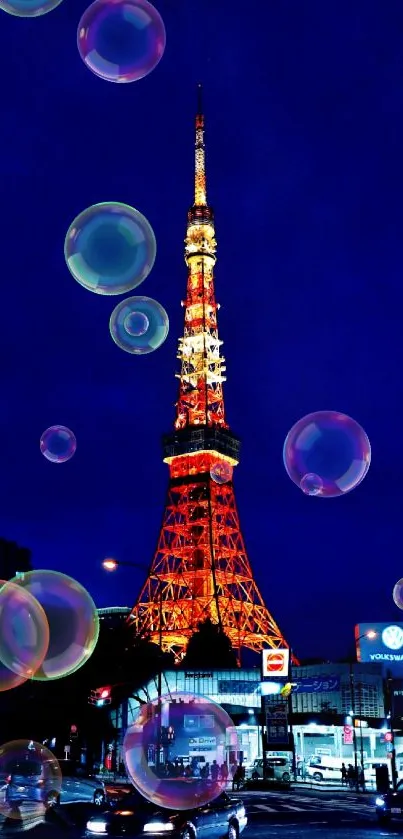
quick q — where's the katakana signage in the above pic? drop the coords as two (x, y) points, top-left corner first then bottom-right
(292, 676), (340, 693)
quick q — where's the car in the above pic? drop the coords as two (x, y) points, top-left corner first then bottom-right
(376, 779), (403, 824)
(85, 787), (247, 839)
(93, 779), (135, 808)
(5, 758), (60, 809)
(246, 757), (291, 783)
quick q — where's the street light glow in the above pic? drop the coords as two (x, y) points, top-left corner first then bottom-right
(366, 630), (377, 639)
(102, 558), (118, 572)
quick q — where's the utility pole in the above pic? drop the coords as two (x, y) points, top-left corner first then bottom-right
(387, 671), (398, 791)
(349, 661), (358, 789)
(156, 579), (163, 771)
(288, 650), (296, 779)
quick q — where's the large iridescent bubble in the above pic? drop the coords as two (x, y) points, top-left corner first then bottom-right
(393, 579), (403, 610)
(110, 296), (169, 354)
(0, 0), (63, 16)
(0, 580), (49, 685)
(0, 740), (62, 823)
(283, 410), (371, 498)
(77, 0), (166, 84)
(64, 203), (156, 295)
(8, 571), (99, 680)
(123, 691), (238, 810)
(40, 425), (77, 463)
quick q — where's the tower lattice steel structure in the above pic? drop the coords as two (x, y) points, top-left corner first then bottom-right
(128, 86), (289, 664)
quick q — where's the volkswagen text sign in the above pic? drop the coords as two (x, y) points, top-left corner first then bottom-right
(262, 648), (289, 678)
(356, 623), (403, 668)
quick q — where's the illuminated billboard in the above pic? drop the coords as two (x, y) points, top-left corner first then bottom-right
(356, 623), (403, 665)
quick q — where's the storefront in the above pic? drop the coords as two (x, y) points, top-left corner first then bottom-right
(111, 662), (400, 776)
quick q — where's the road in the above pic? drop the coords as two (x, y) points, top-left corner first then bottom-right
(0, 784), (385, 837)
(236, 787), (377, 818)
(61, 777), (98, 803)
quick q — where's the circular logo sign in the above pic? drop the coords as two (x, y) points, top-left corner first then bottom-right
(382, 625), (403, 650)
(265, 653), (285, 672)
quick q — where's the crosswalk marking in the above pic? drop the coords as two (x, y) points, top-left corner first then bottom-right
(254, 804), (277, 812)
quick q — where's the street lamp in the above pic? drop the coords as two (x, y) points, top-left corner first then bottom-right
(350, 631), (378, 787)
(101, 557), (164, 770)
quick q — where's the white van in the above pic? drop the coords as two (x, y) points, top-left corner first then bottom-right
(306, 755), (344, 781)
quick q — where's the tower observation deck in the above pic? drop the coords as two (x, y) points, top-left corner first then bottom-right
(127, 86), (289, 664)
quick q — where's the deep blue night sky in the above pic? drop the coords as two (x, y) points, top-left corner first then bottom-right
(0, 0), (402, 661)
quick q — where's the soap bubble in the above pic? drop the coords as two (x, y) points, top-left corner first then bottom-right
(393, 579), (403, 610)
(77, 0), (166, 84)
(40, 425), (76, 463)
(0, 580), (49, 684)
(123, 692), (238, 810)
(283, 410), (371, 498)
(0, 740), (61, 823)
(300, 473), (323, 496)
(125, 310), (149, 336)
(65, 202), (156, 296)
(8, 570), (99, 680)
(110, 296), (169, 354)
(0, 0), (63, 17)
(210, 461), (233, 485)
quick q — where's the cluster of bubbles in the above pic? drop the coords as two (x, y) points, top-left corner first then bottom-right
(0, 739), (62, 826)
(0, 570), (99, 693)
(1, 0), (166, 88)
(123, 691), (238, 810)
(283, 410), (371, 498)
(64, 201), (169, 355)
(2, 2), (169, 357)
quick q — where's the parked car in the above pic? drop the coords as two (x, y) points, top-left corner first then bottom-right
(246, 757), (291, 783)
(93, 779), (135, 807)
(375, 779), (403, 824)
(5, 758), (60, 808)
(85, 788), (247, 838)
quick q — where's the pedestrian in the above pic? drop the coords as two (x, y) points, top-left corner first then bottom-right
(358, 765), (365, 791)
(220, 762), (229, 785)
(211, 760), (219, 781)
(347, 764), (355, 789)
(341, 762), (347, 786)
(232, 764), (242, 791)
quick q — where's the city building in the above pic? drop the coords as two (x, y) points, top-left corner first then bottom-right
(97, 606), (131, 630)
(111, 661), (399, 773)
(0, 538), (32, 581)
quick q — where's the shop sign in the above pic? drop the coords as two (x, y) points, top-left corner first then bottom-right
(343, 725), (353, 745)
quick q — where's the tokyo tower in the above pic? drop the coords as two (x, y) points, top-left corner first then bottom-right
(128, 86), (289, 664)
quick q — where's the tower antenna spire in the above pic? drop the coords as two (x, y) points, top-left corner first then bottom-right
(194, 83), (207, 206)
(197, 81), (203, 115)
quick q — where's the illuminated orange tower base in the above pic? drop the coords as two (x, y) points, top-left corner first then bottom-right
(128, 87), (289, 664)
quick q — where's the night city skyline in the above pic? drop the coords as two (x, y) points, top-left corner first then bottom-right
(0, 0), (402, 663)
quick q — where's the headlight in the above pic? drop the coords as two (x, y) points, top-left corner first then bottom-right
(375, 797), (385, 807)
(238, 806), (246, 817)
(86, 821), (108, 834)
(143, 822), (174, 833)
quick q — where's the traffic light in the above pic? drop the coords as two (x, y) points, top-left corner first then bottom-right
(88, 686), (112, 707)
(70, 724), (78, 740)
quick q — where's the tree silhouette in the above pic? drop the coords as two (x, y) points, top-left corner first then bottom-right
(0, 618), (175, 765)
(181, 618), (238, 669)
